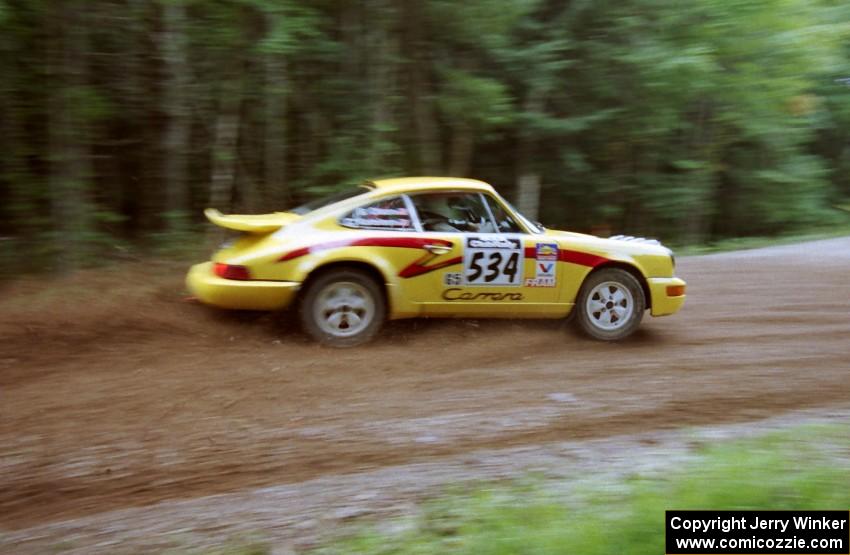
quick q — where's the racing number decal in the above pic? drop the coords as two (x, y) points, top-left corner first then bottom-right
(464, 236), (523, 286)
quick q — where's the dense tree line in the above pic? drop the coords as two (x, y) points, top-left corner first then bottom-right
(0, 0), (849, 271)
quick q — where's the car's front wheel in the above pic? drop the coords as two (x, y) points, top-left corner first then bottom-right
(575, 267), (645, 341)
(299, 268), (386, 347)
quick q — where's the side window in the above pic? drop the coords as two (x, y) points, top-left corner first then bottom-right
(410, 192), (497, 233)
(340, 196), (414, 231)
(483, 195), (523, 233)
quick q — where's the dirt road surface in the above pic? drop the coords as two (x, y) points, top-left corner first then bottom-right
(1, 237), (849, 551)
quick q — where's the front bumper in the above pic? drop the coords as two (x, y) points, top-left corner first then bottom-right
(186, 262), (300, 311)
(647, 277), (686, 317)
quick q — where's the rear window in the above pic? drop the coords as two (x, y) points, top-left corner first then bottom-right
(289, 186), (371, 215)
(340, 197), (414, 231)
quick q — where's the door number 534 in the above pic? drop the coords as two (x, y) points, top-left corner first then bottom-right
(466, 251), (521, 285)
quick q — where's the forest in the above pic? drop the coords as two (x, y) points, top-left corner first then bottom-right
(1, 0), (849, 272)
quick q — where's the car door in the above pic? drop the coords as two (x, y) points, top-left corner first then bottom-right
(403, 190), (563, 317)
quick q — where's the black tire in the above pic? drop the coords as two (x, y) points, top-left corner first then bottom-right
(299, 268), (386, 347)
(574, 267), (645, 341)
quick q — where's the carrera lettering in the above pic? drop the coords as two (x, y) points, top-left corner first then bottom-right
(442, 288), (524, 301)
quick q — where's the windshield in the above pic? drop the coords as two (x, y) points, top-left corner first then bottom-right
(500, 196), (545, 234)
(288, 185), (371, 215)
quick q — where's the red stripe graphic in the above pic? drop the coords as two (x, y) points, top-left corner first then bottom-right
(524, 246), (608, 267)
(399, 256), (462, 278)
(279, 246), (313, 262)
(277, 237), (459, 278)
(557, 250), (608, 267)
(352, 237), (451, 249)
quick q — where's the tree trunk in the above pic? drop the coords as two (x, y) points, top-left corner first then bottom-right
(0, 38), (15, 239)
(47, 0), (92, 273)
(516, 174), (541, 222)
(265, 52), (288, 208)
(684, 98), (715, 244)
(300, 95), (324, 180)
(448, 122), (474, 177)
(368, 4), (394, 171)
(208, 75), (244, 212)
(161, 0), (191, 232)
(516, 92), (543, 221)
(122, 0), (158, 236)
(205, 79), (242, 246)
(404, 0), (440, 173)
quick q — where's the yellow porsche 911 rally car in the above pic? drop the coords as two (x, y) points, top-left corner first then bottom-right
(187, 177), (686, 346)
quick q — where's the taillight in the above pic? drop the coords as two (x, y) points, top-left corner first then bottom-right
(214, 262), (251, 280)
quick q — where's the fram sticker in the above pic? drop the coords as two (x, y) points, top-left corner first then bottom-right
(525, 277), (556, 287)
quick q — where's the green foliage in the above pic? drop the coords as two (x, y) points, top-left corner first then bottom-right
(255, 0), (322, 56)
(311, 426), (850, 555)
(436, 69), (513, 129)
(1, 0), (850, 271)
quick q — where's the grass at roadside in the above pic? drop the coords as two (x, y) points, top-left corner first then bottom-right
(303, 425), (849, 555)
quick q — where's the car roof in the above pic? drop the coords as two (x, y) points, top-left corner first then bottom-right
(367, 176), (495, 194)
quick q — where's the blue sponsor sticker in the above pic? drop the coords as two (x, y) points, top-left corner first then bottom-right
(536, 243), (558, 261)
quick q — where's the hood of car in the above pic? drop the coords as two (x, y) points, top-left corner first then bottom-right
(545, 229), (671, 256)
(204, 208), (301, 234)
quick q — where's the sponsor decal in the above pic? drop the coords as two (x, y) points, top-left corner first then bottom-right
(360, 207), (408, 216)
(537, 261), (555, 276)
(344, 217), (410, 228)
(341, 206), (412, 230)
(536, 243), (558, 261)
(468, 237), (519, 249)
(463, 235), (524, 287)
(524, 277), (556, 288)
(531, 260), (556, 288)
(442, 288), (524, 301)
(523, 245), (608, 267)
(523, 242), (558, 287)
(443, 272), (463, 286)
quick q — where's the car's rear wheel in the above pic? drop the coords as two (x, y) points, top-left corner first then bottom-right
(575, 267), (645, 341)
(299, 268), (386, 347)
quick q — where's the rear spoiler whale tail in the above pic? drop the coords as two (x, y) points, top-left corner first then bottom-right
(203, 208), (301, 234)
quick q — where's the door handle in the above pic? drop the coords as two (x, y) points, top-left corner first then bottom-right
(424, 243), (452, 255)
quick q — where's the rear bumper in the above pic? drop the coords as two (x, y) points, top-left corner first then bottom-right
(647, 277), (686, 317)
(186, 262), (300, 311)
